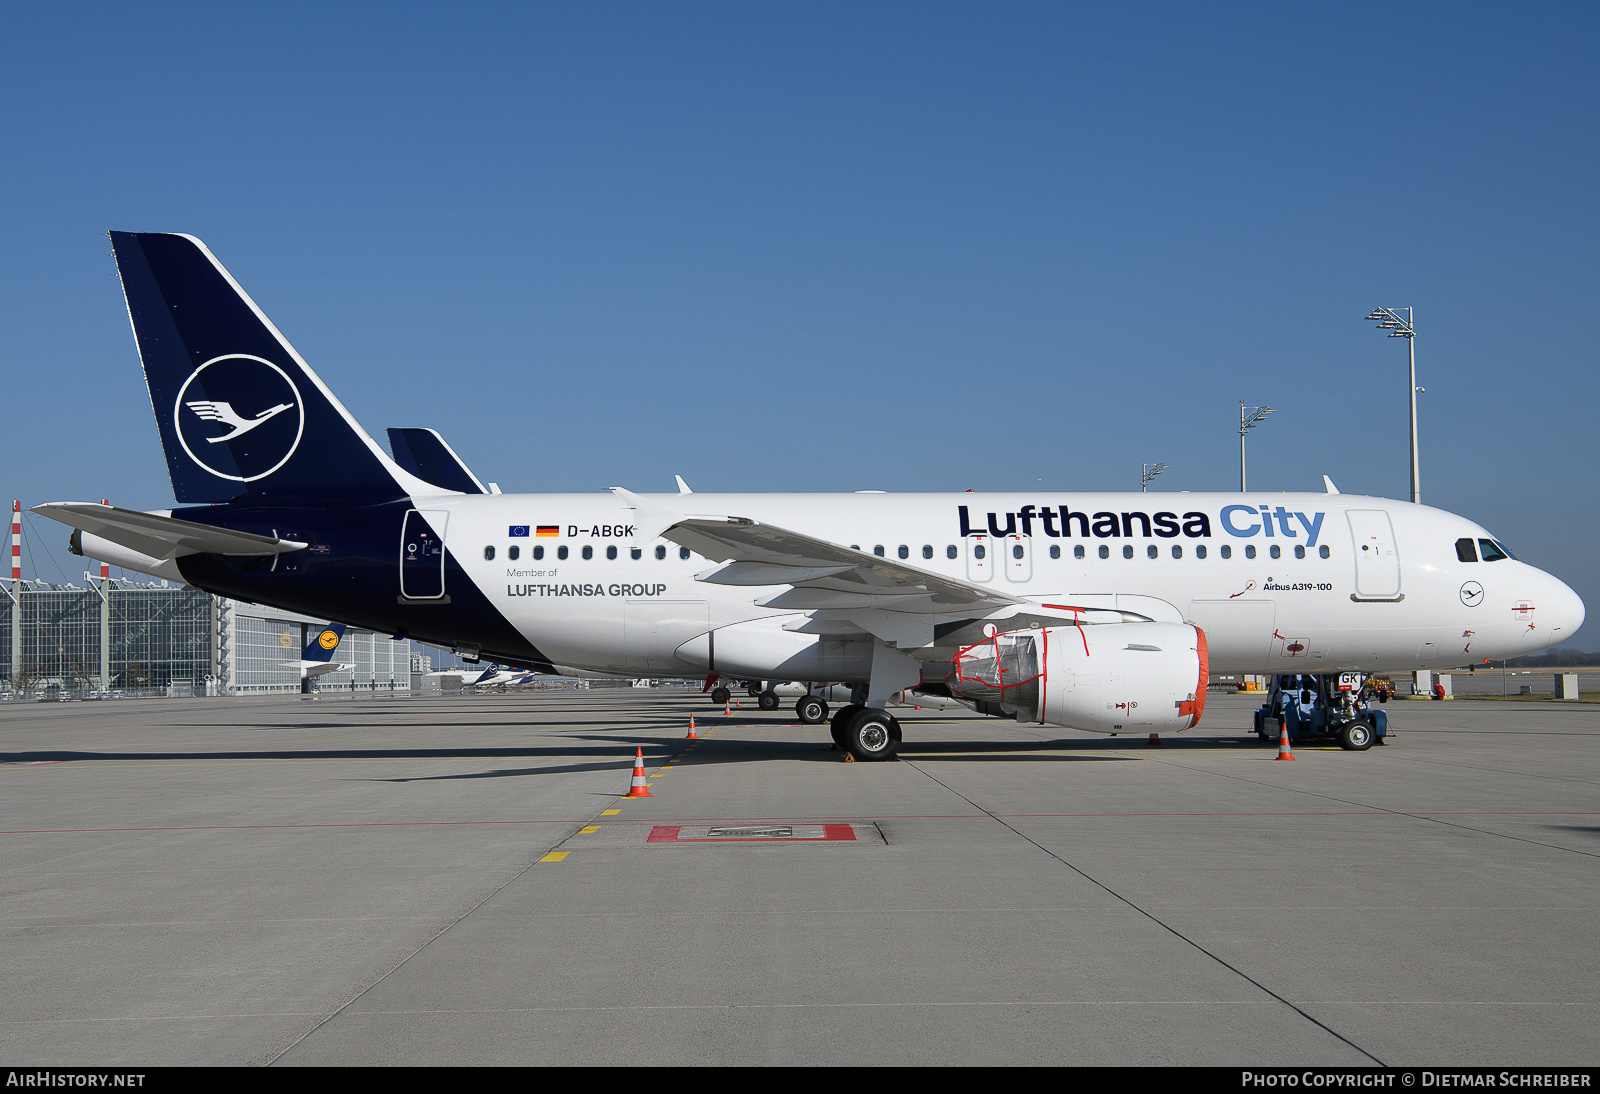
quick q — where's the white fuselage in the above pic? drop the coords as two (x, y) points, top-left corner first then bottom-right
(406, 490), (1584, 679)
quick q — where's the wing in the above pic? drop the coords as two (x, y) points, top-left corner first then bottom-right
(610, 488), (1183, 652)
(185, 400), (243, 426)
(677, 515), (1023, 613)
(611, 488), (1026, 650)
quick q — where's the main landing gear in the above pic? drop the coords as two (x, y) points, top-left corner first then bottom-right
(828, 703), (901, 761)
(795, 694), (829, 725)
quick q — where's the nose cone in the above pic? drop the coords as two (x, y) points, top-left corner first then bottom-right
(1547, 573), (1587, 642)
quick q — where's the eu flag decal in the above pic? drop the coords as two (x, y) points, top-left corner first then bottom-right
(509, 526), (529, 537)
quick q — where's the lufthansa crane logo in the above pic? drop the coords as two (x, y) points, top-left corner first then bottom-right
(317, 629), (340, 650)
(174, 354), (305, 482)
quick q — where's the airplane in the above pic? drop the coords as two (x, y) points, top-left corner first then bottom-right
(35, 231), (1586, 760)
(293, 623), (347, 689)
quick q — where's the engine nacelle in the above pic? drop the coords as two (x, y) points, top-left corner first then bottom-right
(947, 621), (1208, 733)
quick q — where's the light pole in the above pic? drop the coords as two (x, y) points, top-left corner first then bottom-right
(1141, 462), (1168, 492)
(1365, 307), (1421, 505)
(1238, 402), (1273, 492)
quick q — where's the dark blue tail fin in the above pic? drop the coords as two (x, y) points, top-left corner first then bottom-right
(110, 232), (413, 505)
(387, 428), (488, 494)
(301, 624), (347, 662)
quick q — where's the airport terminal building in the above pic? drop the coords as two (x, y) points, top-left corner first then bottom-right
(1, 578), (413, 697)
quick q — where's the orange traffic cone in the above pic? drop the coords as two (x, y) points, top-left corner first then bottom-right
(1147, 733), (1160, 746)
(686, 716), (698, 740)
(1275, 722), (1296, 761)
(724, 701), (730, 716)
(625, 746), (653, 796)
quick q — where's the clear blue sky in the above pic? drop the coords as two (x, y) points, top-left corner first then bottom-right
(4, 2), (1597, 648)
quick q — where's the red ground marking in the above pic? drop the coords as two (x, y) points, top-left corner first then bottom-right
(647, 824), (856, 843)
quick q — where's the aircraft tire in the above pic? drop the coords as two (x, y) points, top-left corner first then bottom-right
(829, 704), (862, 749)
(710, 686), (730, 705)
(746, 682), (762, 697)
(796, 696), (828, 725)
(757, 690), (779, 712)
(1337, 719), (1375, 752)
(845, 708), (901, 761)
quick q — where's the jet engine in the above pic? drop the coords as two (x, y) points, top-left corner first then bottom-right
(946, 621), (1208, 734)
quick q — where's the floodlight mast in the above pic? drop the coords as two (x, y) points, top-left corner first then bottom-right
(1141, 462), (1169, 492)
(1365, 307), (1420, 505)
(1238, 402), (1273, 492)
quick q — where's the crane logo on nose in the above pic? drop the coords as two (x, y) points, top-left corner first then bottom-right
(1460, 581), (1484, 607)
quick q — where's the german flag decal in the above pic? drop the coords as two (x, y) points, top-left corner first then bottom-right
(536, 526), (560, 537)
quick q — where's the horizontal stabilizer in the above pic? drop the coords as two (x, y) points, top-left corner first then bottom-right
(33, 502), (306, 560)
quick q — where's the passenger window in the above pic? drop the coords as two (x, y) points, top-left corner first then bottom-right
(1013, 544), (1024, 559)
(679, 547), (690, 560)
(533, 546), (544, 560)
(509, 545), (520, 560)
(1245, 545), (1256, 559)
(922, 545), (933, 559)
(1479, 539), (1508, 562)
(1075, 545), (1085, 560)
(974, 544), (986, 559)
(483, 546), (495, 561)
(1456, 538), (1478, 563)
(873, 545), (885, 557)
(898, 545), (909, 559)
(1146, 545), (1157, 559)
(1319, 545), (1329, 559)
(558, 546), (569, 560)
(1098, 545), (1109, 559)
(1221, 545), (1232, 559)
(1123, 545), (1134, 559)
(606, 546), (617, 560)
(946, 545), (957, 559)
(582, 546), (593, 560)
(1196, 545), (1206, 559)
(655, 545), (666, 560)
(1172, 545), (1182, 559)
(1294, 545), (1305, 559)
(1049, 545), (1060, 559)
(631, 547), (642, 560)
(1270, 545), (1281, 559)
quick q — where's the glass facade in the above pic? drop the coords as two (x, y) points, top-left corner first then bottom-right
(2, 582), (413, 696)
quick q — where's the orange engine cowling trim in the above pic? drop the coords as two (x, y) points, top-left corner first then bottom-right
(1175, 625), (1209, 728)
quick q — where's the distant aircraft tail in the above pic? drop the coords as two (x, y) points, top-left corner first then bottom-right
(387, 428), (488, 494)
(109, 232), (426, 505)
(300, 624), (347, 663)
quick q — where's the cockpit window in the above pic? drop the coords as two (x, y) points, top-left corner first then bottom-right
(1455, 538), (1478, 563)
(1478, 539), (1510, 562)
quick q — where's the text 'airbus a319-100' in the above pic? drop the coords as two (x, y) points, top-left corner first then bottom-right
(37, 233), (1585, 759)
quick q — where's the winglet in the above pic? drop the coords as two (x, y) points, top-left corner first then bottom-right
(1323, 475), (1340, 495)
(610, 487), (683, 542)
(675, 475), (693, 495)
